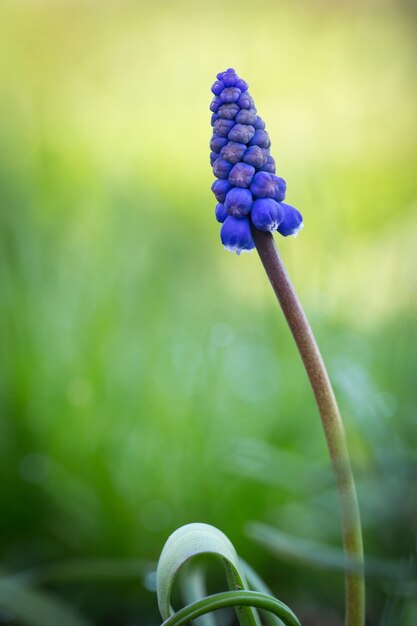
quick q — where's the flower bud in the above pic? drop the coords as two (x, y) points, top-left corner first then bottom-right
(211, 179), (232, 202)
(228, 123), (255, 144)
(215, 203), (228, 223)
(254, 116), (265, 130)
(235, 78), (248, 92)
(211, 80), (224, 96)
(277, 203), (304, 237)
(213, 158), (234, 179)
(213, 118), (235, 138)
(218, 103), (240, 120)
(249, 129), (271, 149)
(220, 141), (247, 164)
(220, 216), (255, 254)
(251, 198), (284, 232)
(243, 146), (268, 169)
(237, 92), (254, 109)
(210, 135), (228, 153)
(229, 162), (255, 188)
(260, 155), (276, 174)
(250, 172), (278, 198)
(274, 176), (286, 202)
(222, 70), (238, 87)
(235, 108), (257, 125)
(220, 87), (241, 103)
(224, 187), (253, 217)
(210, 96), (221, 113)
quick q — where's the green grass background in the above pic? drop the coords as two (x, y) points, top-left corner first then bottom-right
(0, 1), (416, 624)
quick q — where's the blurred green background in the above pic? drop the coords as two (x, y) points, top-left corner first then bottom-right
(0, 0), (416, 624)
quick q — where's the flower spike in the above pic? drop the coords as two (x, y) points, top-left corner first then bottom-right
(210, 68), (303, 254)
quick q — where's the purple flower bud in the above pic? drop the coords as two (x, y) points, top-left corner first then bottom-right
(229, 162), (256, 188)
(213, 158), (234, 179)
(211, 80), (225, 96)
(254, 116), (265, 130)
(220, 87), (241, 104)
(210, 151), (220, 166)
(215, 203), (228, 223)
(224, 187), (253, 217)
(251, 198), (284, 232)
(210, 96), (222, 113)
(211, 179), (232, 202)
(220, 216), (255, 255)
(250, 172), (278, 198)
(217, 68), (237, 81)
(235, 78), (248, 92)
(243, 146), (268, 169)
(249, 129), (271, 149)
(218, 103), (240, 120)
(220, 141), (247, 164)
(210, 135), (228, 153)
(274, 176), (286, 202)
(237, 92), (254, 109)
(260, 155), (276, 174)
(222, 70), (238, 87)
(235, 108), (258, 125)
(211, 113), (220, 126)
(277, 203), (304, 237)
(213, 118), (235, 138)
(228, 123), (255, 144)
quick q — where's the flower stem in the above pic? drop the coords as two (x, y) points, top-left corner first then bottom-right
(251, 228), (365, 626)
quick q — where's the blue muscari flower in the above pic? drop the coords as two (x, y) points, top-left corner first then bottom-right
(243, 146), (268, 169)
(274, 176), (287, 202)
(211, 179), (232, 203)
(210, 135), (227, 153)
(251, 198), (284, 232)
(218, 103), (239, 120)
(229, 162), (255, 188)
(277, 203), (304, 237)
(220, 87), (241, 103)
(228, 123), (255, 144)
(220, 141), (247, 165)
(213, 158), (233, 179)
(215, 203), (228, 223)
(224, 187), (253, 217)
(261, 155), (276, 173)
(214, 118), (235, 138)
(250, 172), (277, 198)
(210, 68), (303, 254)
(220, 216), (255, 254)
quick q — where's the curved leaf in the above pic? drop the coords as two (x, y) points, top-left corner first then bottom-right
(160, 590), (301, 626)
(156, 523), (261, 626)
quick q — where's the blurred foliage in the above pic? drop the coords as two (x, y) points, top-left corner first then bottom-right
(0, 0), (416, 624)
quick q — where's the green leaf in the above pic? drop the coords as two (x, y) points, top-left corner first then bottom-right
(156, 522), (261, 626)
(159, 590), (301, 626)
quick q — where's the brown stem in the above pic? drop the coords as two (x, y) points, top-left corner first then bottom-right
(251, 228), (365, 626)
